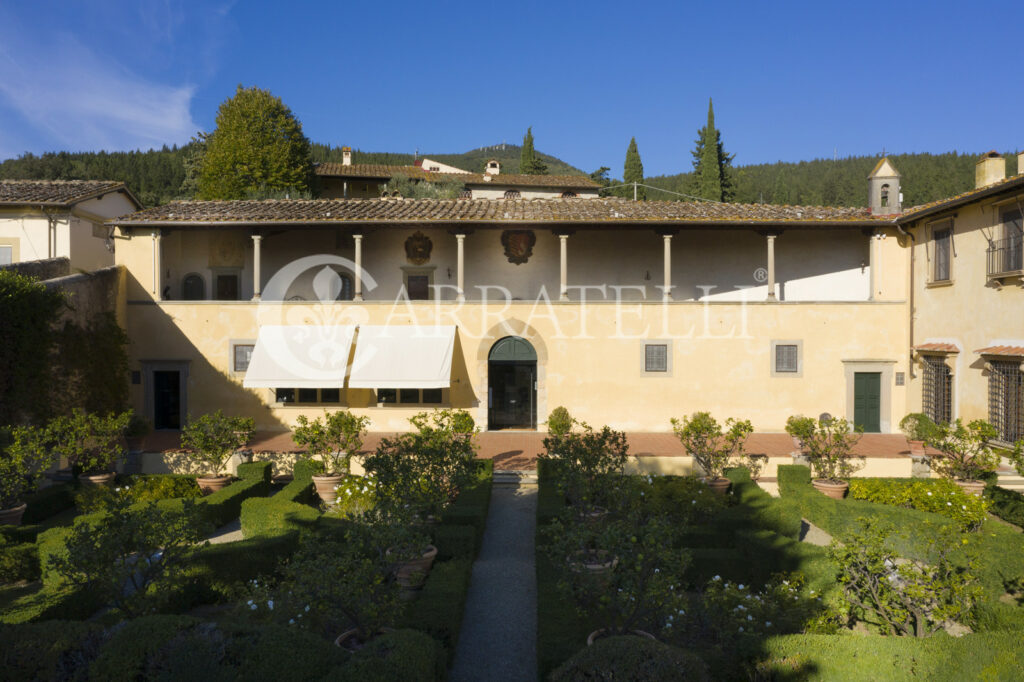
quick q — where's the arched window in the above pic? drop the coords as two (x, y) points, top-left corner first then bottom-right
(880, 183), (890, 208)
(561, 191), (577, 198)
(337, 273), (353, 300)
(182, 273), (205, 300)
(504, 190), (521, 199)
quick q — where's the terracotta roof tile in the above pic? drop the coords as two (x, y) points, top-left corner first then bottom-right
(0, 180), (131, 207)
(975, 345), (1024, 357)
(913, 343), (961, 353)
(111, 197), (889, 227)
(315, 163), (600, 189)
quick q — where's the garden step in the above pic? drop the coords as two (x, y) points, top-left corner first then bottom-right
(997, 474), (1024, 492)
(493, 470), (538, 486)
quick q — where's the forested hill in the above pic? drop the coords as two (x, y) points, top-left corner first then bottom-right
(645, 151), (1020, 208)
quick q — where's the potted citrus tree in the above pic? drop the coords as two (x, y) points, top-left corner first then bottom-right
(899, 413), (938, 456)
(924, 418), (1019, 496)
(785, 415), (863, 498)
(181, 411), (255, 494)
(671, 412), (753, 495)
(292, 410), (371, 505)
(0, 425), (55, 525)
(540, 422), (630, 515)
(48, 409), (132, 485)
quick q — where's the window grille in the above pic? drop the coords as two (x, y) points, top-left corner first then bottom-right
(921, 357), (952, 424)
(645, 344), (668, 372)
(233, 344), (253, 372)
(504, 190), (521, 199)
(775, 344), (799, 373)
(561, 191), (577, 198)
(989, 361), (1024, 443)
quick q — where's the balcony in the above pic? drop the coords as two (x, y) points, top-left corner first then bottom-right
(987, 236), (1024, 278)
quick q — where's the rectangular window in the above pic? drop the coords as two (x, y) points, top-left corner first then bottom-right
(1001, 208), (1023, 273)
(215, 273), (240, 301)
(0, 245), (11, 266)
(989, 361), (1023, 444)
(421, 388), (443, 404)
(399, 388), (420, 404)
(320, 388), (341, 403)
(297, 388), (318, 403)
(775, 344), (799, 373)
(933, 227), (951, 282)
(275, 388), (296, 403)
(921, 357), (952, 424)
(407, 275), (429, 301)
(644, 344), (668, 372)
(378, 389), (397, 404)
(233, 344), (254, 372)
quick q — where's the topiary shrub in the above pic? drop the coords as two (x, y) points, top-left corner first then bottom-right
(550, 635), (709, 681)
(0, 541), (39, 582)
(333, 628), (445, 682)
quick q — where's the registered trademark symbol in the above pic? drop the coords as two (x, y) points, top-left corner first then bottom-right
(753, 267), (768, 283)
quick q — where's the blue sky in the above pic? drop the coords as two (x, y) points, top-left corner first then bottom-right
(0, 0), (1021, 177)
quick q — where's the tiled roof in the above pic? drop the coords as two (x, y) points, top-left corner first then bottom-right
(913, 343), (960, 353)
(0, 180), (133, 207)
(315, 163), (600, 189)
(975, 345), (1024, 357)
(111, 197), (889, 227)
(899, 174), (1024, 222)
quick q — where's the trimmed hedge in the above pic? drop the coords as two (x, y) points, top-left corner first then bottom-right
(848, 477), (988, 528)
(0, 541), (38, 583)
(333, 628), (446, 682)
(239, 459), (320, 539)
(21, 483), (76, 524)
(551, 635), (710, 681)
(985, 483), (1024, 528)
(0, 584), (101, 625)
(400, 558), (473, 665)
(0, 619), (105, 680)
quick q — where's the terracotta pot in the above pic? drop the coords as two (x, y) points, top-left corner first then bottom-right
(389, 544), (439, 590)
(570, 550), (619, 575)
(0, 503), (27, 526)
(586, 628), (656, 646)
(704, 477), (731, 495)
(812, 479), (848, 499)
(577, 506), (608, 522)
(312, 474), (345, 505)
(908, 440), (926, 456)
(196, 475), (232, 495)
(335, 626), (393, 651)
(954, 479), (986, 497)
(80, 472), (116, 486)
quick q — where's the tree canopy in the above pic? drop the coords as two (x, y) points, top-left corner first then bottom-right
(193, 85), (314, 200)
(519, 127), (548, 175)
(691, 99), (734, 202)
(623, 137), (646, 200)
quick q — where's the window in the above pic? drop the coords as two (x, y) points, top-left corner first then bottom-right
(321, 388), (341, 403)
(422, 388), (443, 404)
(399, 389), (420, 404)
(233, 344), (254, 372)
(458, 189), (472, 200)
(922, 356), (952, 424)
(561, 191), (577, 198)
(989, 208), (1024, 276)
(378, 389), (397, 404)
(376, 388), (445, 405)
(770, 340), (803, 377)
(182, 274), (205, 300)
(298, 388), (318, 403)
(215, 273), (240, 300)
(0, 245), (11, 266)
(989, 361), (1023, 444)
(880, 183), (890, 208)
(407, 275), (429, 300)
(503, 190), (521, 199)
(274, 388), (344, 404)
(933, 224), (952, 282)
(645, 344), (668, 372)
(275, 388), (296, 403)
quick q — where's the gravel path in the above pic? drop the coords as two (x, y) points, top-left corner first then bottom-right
(450, 484), (538, 682)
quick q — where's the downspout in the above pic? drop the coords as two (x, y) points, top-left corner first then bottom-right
(896, 221), (915, 379)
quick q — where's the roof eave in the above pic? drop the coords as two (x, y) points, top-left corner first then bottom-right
(898, 176), (1024, 224)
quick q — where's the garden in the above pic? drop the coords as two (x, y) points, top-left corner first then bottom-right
(0, 407), (491, 681)
(536, 409), (1024, 681)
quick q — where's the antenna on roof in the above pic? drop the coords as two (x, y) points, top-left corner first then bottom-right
(414, 148), (418, 161)
(833, 147), (837, 162)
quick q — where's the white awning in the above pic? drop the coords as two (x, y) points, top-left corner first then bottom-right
(348, 325), (456, 389)
(242, 325), (356, 388)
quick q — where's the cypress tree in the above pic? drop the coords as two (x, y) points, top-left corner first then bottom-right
(691, 98), (734, 202)
(519, 127), (547, 175)
(623, 137), (646, 200)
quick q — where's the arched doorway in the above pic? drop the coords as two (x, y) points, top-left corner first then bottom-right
(488, 336), (537, 430)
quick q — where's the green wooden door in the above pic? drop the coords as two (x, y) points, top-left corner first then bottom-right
(854, 372), (882, 433)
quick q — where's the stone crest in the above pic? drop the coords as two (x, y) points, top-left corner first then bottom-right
(404, 231), (433, 265)
(501, 230), (536, 265)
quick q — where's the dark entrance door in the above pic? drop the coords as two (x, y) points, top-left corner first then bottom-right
(853, 372), (881, 433)
(488, 336), (537, 430)
(153, 370), (182, 430)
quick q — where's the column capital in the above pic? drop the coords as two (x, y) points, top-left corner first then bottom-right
(655, 228), (678, 237)
(553, 229), (575, 238)
(448, 228), (474, 237)
(756, 229), (784, 238)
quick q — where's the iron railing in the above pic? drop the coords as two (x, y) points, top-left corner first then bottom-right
(987, 236), (1024, 277)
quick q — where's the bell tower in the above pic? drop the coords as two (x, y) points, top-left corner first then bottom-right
(868, 156), (901, 215)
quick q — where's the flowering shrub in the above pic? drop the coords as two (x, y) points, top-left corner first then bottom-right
(330, 474), (378, 517)
(671, 573), (839, 648)
(848, 478), (988, 530)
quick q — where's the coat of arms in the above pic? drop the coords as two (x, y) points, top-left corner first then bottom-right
(404, 231), (433, 265)
(501, 230), (536, 265)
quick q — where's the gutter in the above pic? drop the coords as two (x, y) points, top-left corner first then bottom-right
(109, 218), (895, 230)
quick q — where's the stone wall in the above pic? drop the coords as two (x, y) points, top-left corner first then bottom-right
(0, 257), (70, 281)
(43, 265), (126, 327)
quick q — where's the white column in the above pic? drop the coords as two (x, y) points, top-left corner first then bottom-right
(559, 234), (569, 301)
(662, 234), (673, 301)
(353, 234), (363, 301)
(766, 234), (777, 301)
(152, 231), (162, 301)
(251, 234), (262, 300)
(455, 233), (466, 302)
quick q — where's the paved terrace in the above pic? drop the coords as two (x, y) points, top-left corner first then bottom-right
(138, 431), (924, 471)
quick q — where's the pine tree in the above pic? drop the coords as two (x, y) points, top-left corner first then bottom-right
(690, 98), (734, 202)
(623, 137), (646, 200)
(195, 85), (314, 200)
(519, 127), (547, 175)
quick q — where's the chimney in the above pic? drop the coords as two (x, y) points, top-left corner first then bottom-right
(342, 147), (352, 167)
(485, 159), (500, 176)
(975, 151), (1005, 188)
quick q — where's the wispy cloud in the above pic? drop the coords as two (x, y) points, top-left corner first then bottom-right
(0, 29), (198, 155)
